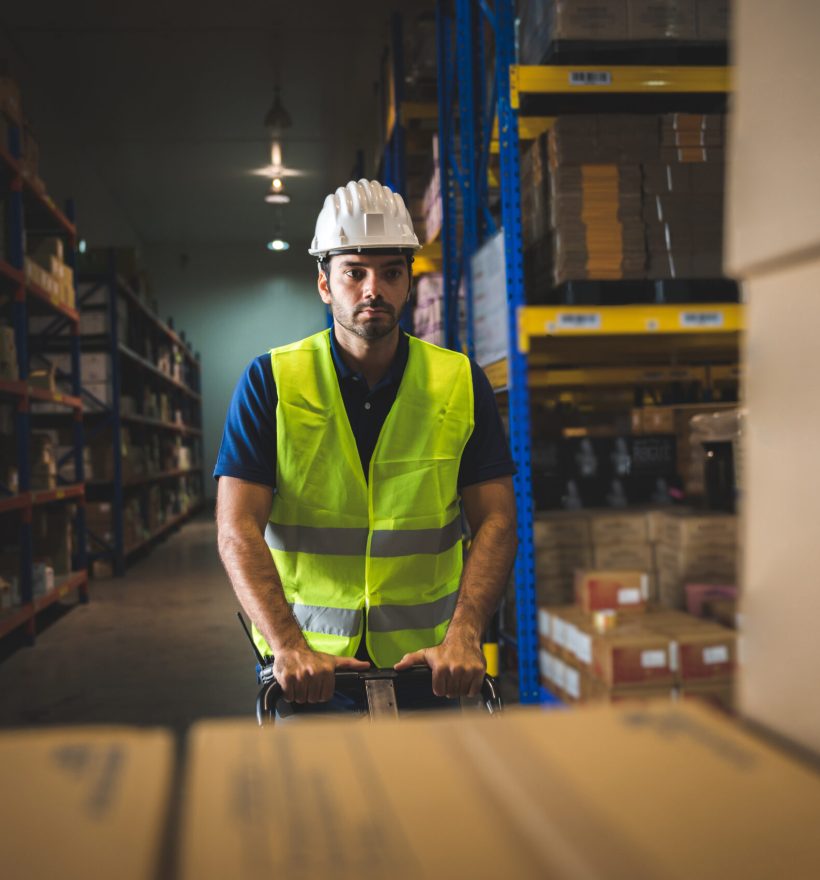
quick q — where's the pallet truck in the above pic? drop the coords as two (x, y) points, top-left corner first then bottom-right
(239, 613), (503, 723)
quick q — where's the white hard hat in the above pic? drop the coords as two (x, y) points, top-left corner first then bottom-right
(309, 179), (420, 258)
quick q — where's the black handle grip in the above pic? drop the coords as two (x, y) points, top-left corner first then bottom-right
(256, 665), (503, 725)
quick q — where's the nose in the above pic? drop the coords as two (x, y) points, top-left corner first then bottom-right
(361, 270), (380, 299)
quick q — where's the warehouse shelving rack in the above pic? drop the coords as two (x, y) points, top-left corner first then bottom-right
(76, 255), (205, 576)
(0, 123), (88, 644)
(378, 11), (444, 333)
(435, 0), (740, 704)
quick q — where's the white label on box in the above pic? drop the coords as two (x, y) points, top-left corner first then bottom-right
(703, 645), (730, 665)
(641, 650), (668, 669)
(539, 650), (552, 682)
(554, 658), (567, 690)
(574, 632), (592, 665)
(569, 71), (612, 87)
(552, 619), (567, 649)
(669, 641), (679, 673)
(538, 609), (552, 638)
(680, 311), (724, 329)
(554, 311), (602, 331)
(564, 667), (581, 700)
(618, 587), (642, 605)
(471, 230), (508, 367)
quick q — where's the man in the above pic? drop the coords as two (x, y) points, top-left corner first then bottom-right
(216, 179), (516, 712)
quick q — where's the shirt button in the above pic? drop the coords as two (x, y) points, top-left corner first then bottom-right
(364, 402), (372, 411)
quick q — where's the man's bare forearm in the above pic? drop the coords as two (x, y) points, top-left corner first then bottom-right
(446, 515), (517, 644)
(216, 511), (306, 654)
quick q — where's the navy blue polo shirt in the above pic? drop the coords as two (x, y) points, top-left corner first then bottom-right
(214, 330), (515, 490)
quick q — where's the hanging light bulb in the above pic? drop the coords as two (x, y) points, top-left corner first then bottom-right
(267, 238), (290, 251)
(264, 176), (290, 204)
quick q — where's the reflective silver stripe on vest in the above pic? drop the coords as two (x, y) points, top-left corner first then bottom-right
(267, 518), (462, 558)
(291, 603), (362, 638)
(266, 523), (368, 556)
(370, 516), (462, 558)
(367, 590), (459, 633)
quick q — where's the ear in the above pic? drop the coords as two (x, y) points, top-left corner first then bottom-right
(317, 268), (332, 305)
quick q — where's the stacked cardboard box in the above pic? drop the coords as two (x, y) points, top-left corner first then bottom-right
(627, 0), (696, 39)
(533, 511), (592, 605)
(0, 404), (17, 494)
(30, 431), (56, 491)
(653, 508), (737, 608)
(413, 274), (444, 346)
(33, 506), (74, 575)
(520, 133), (551, 302)
(519, 0), (630, 64)
(643, 114), (726, 278)
(0, 324), (17, 380)
(588, 510), (656, 594)
(519, 1), (728, 65)
(548, 116), (658, 284)
(539, 600), (736, 707)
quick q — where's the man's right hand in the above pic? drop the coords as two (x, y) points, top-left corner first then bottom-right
(273, 646), (370, 703)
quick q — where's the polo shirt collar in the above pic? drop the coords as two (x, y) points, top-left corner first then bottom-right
(329, 328), (409, 389)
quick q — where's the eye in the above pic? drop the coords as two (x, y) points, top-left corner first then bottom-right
(385, 269), (403, 281)
(345, 268), (366, 280)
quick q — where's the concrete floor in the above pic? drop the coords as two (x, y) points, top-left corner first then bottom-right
(0, 512), (255, 732)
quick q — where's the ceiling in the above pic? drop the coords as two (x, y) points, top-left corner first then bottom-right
(1, 1), (435, 250)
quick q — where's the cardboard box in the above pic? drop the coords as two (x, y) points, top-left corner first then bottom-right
(627, 0), (697, 40)
(643, 613), (736, 682)
(591, 623), (675, 687)
(178, 702), (820, 880)
(740, 257), (820, 754)
(727, 4), (820, 275)
(655, 508), (737, 549)
(575, 569), (650, 613)
(593, 541), (654, 572)
(588, 511), (649, 545)
(684, 582), (738, 617)
(533, 510), (591, 547)
(551, 0), (630, 41)
(0, 726), (172, 879)
(695, 0), (729, 40)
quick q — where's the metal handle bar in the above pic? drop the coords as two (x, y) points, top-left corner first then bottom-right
(256, 664), (503, 725)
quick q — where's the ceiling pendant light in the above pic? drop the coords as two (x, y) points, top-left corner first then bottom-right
(264, 85), (292, 136)
(264, 176), (290, 204)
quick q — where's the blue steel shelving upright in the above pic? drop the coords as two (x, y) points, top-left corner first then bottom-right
(436, 0), (541, 703)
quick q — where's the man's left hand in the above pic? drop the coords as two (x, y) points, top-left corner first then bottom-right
(394, 636), (487, 699)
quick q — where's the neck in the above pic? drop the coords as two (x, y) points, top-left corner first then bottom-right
(333, 323), (400, 387)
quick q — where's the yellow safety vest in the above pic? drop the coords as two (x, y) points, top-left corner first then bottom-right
(252, 329), (474, 667)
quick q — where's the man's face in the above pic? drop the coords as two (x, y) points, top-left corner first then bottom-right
(318, 253), (410, 341)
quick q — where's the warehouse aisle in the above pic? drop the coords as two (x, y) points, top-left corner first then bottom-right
(0, 513), (254, 731)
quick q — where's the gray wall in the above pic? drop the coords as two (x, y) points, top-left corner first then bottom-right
(144, 244), (326, 497)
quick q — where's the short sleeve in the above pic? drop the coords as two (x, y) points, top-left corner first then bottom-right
(213, 354), (278, 488)
(457, 360), (516, 489)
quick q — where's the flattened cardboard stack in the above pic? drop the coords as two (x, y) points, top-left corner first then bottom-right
(520, 133), (552, 301)
(548, 115), (657, 284)
(643, 113), (726, 278)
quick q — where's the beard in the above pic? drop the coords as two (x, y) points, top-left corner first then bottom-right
(332, 297), (403, 340)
